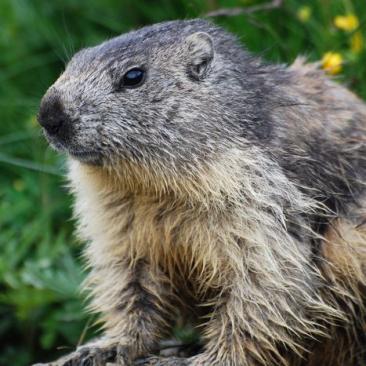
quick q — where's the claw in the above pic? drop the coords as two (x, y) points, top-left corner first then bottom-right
(80, 358), (94, 366)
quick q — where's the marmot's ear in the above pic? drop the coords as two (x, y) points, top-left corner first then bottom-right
(185, 32), (214, 80)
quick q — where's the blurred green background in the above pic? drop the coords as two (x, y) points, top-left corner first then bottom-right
(0, 0), (365, 365)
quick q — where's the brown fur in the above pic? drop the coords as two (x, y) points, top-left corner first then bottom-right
(38, 26), (366, 364)
(67, 123), (366, 365)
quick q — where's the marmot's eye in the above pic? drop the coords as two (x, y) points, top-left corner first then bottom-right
(121, 68), (145, 89)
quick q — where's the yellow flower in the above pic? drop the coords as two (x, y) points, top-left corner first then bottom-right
(297, 6), (311, 23)
(350, 31), (363, 53)
(322, 52), (343, 75)
(334, 14), (359, 32)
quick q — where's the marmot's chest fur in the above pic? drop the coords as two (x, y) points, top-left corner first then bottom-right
(71, 162), (233, 298)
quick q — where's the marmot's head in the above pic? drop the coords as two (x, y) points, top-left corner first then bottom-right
(38, 19), (274, 175)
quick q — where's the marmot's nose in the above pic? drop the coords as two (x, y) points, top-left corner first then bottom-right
(37, 91), (70, 135)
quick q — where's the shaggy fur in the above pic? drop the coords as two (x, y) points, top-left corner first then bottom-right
(37, 19), (366, 366)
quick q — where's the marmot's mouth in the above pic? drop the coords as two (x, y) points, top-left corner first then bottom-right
(67, 148), (102, 165)
(44, 132), (102, 165)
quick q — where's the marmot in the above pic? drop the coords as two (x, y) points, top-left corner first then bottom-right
(37, 19), (366, 366)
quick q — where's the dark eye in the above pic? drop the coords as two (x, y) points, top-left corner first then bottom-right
(120, 67), (145, 89)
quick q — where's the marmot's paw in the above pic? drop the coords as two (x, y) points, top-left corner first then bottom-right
(134, 354), (213, 366)
(134, 356), (189, 366)
(59, 343), (129, 366)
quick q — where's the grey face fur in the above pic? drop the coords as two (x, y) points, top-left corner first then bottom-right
(38, 19), (274, 170)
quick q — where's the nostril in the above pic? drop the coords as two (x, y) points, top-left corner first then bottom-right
(45, 119), (64, 134)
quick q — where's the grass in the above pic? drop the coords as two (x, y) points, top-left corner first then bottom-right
(0, 0), (365, 364)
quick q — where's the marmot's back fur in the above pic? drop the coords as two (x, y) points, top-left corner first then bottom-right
(37, 19), (366, 366)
